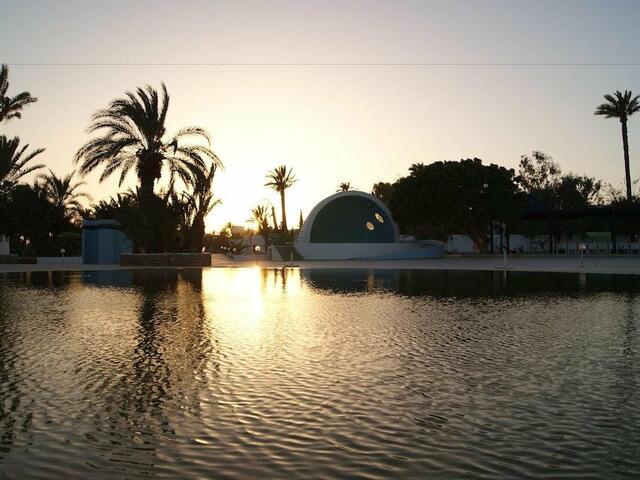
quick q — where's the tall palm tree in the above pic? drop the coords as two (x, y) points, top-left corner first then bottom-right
(595, 90), (640, 203)
(75, 83), (221, 200)
(0, 64), (37, 123)
(265, 165), (296, 232)
(38, 169), (91, 223)
(337, 181), (352, 192)
(0, 135), (45, 192)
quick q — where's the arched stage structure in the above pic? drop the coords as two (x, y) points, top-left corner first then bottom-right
(294, 191), (443, 260)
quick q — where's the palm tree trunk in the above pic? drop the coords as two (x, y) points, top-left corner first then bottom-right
(280, 191), (288, 232)
(190, 214), (205, 252)
(271, 205), (278, 231)
(138, 171), (158, 252)
(622, 119), (632, 203)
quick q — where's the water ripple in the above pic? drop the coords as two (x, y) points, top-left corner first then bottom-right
(0, 268), (639, 478)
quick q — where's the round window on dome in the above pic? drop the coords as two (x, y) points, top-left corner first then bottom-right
(366, 221), (375, 231)
(374, 213), (384, 223)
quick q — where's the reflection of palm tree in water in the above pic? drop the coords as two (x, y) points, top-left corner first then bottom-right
(0, 294), (24, 454)
(96, 269), (218, 453)
(618, 293), (638, 370)
(610, 293), (639, 417)
(622, 294), (637, 356)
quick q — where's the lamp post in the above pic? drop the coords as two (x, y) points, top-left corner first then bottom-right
(579, 243), (586, 268)
(254, 244), (261, 265)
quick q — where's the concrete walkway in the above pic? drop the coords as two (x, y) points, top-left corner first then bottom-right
(2, 255), (640, 275)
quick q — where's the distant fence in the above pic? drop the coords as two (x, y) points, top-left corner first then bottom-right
(528, 242), (640, 255)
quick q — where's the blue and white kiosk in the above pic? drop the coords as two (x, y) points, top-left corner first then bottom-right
(82, 219), (132, 264)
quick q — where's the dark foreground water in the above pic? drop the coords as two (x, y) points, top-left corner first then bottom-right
(1, 268), (640, 479)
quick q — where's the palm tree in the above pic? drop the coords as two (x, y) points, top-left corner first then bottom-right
(337, 181), (352, 192)
(0, 136), (45, 192)
(0, 64), (37, 123)
(595, 90), (640, 203)
(265, 165), (296, 232)
(250, 204), (271, 252)
(188, 163), (222, 252)
(169, 190), (196, 251)
(164, 162), (221, 252)
(38, 169), (91, 224)
(270, 203), (278, 231)
(75, 83), (221, 200)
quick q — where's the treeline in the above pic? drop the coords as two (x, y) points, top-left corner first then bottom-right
(372, 89), (639, 252)
(0, 65), (88, 255)
(0, 65), (223, 255)
(372, 152), (631, 251)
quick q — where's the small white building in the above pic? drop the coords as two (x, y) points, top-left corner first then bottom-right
(445, 235), (477, 253)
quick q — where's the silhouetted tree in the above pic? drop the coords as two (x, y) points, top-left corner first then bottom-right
(1, 183), (54, 255)
(75, 83), (221, 251)
(517, 151), (561, 195)
(595, 90), (640, 203)
(265, 165), (296, 232)
(91, 188), (167, 253)
(270, 204), (278, 231)
(517, 151), (604, 251)
(38, 169), (91, 228)
(389, 159), (525, 251)
(0, 136), (45, 193)
(517, 151), (602, 209)
(372, 181), (394, 207)
(188, 163), (221, 252)
(168, 191), (195, 251)
(250, 204), (271, 252)
(0, 65), (37, 123)
(337, 181), (352, 192)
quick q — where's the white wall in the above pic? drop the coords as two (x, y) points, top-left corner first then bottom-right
(0, 235), (9, 255)
(37, 257), (83, 265)
(295, 242), (442, 260)
(445, 235), (476, 253)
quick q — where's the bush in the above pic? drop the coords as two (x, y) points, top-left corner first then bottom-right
(54, 231), (82, 256)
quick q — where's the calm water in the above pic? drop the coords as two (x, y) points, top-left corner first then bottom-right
(1, 268), (640, 479)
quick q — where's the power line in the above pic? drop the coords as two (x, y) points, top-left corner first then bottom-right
(5, 62), (640, 67)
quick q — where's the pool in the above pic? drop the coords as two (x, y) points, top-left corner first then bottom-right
(1, 268), (639, 478)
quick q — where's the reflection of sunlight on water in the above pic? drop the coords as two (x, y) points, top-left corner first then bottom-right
(202, 268), (265, 337)
(202, 268), (305, 339)
(201, 268), (306, 353)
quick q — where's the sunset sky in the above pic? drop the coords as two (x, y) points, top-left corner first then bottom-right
(1, 0), (640, 231)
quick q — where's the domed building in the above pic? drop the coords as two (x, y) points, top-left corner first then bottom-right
(294, 191), (443, 260)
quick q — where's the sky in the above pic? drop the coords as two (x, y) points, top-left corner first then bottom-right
(1, 0), (640, 231)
